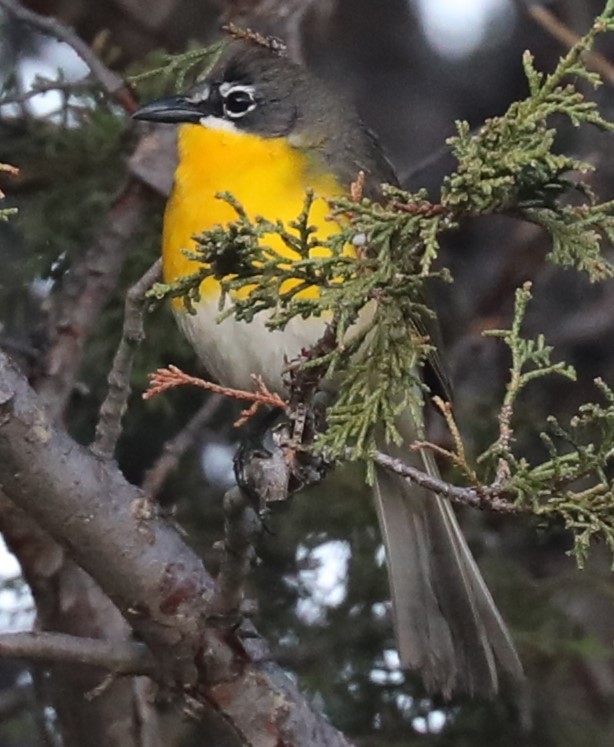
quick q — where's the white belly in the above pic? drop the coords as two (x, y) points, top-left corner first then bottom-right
(175, 300), (328, 393)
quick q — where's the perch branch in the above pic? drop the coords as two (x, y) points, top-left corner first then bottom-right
(0, 351), (355, 747)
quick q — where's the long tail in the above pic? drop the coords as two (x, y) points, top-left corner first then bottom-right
(372, 444), (523, 698)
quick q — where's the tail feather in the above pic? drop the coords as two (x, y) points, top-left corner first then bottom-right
(373, 444), (523, 698)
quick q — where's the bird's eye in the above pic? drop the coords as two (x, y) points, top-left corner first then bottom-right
(222, 87), (256, 119)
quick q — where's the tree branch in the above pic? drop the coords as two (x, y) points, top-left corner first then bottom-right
(35, 180), (147, 420)
(0, 351), (355, 747)
(0, 0), (138, 112)
(370, 450), (524, 514)
(0, 632), (156, 676)
(93, 259), (162, 460)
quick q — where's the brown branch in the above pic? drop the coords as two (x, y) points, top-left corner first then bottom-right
(220, 0), (318, 61)
(0, 632), (156, 676)
(0, 351), (355, 747)
(92, 259), (162, 460)
(209, 487), (260, 620)
(370, 450), (523, 514)
(515, 0), (614, 86)
(35, 180), (147, 421)
(141, 394), (224, 498)
(0, 0), (138, 112)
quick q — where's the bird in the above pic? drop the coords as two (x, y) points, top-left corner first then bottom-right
(133, 38), (523, 698)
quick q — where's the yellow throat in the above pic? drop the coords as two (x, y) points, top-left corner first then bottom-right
(163, 123), (347, 308)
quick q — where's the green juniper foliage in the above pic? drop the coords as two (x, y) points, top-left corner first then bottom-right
(147, 2), (614, 562)
(478, 284), (614, 567)
(129, 40), (226, 94)
(0, 202), (16, 222)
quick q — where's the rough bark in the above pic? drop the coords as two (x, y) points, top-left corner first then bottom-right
(0, 351), (354, 747)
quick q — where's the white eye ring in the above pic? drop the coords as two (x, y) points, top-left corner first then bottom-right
(221, 84), (257, 119)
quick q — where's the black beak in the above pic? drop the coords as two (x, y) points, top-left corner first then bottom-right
(132, 95), (205, 124)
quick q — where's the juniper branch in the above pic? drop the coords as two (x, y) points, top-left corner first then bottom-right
(139, 4), (614, 564)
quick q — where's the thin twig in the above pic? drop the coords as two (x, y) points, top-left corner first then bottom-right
(209, 486), (260, 620)
(370, 450), (523, 514)
(0, 632), (156, 676)
(0, 78), (93, 107)
(92, 259), (162, 460)
(0, 0), (138, 112)
(141, 394), (224, 498)
(515, 0), (614, 86)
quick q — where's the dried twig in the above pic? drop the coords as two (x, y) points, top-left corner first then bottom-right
(222, 21), (287, 55)
(0, 163), (18, 200)
(350, 170), (365, 202)
(0, 632), (156, 676)
(92, 259), (162, 460)
(144, 366), (286, 425)
(0, 0), (138, 112)
(141, 395), (224, 498)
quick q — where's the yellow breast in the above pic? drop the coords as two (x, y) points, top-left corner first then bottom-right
(163, 123), (347, 307)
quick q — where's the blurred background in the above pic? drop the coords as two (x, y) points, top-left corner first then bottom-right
(1, 0), (614, 745)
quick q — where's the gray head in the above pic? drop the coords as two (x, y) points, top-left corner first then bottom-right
(133, 39), (398, 193)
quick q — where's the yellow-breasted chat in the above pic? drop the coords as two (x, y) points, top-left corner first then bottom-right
(134, 39), (523, 698)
